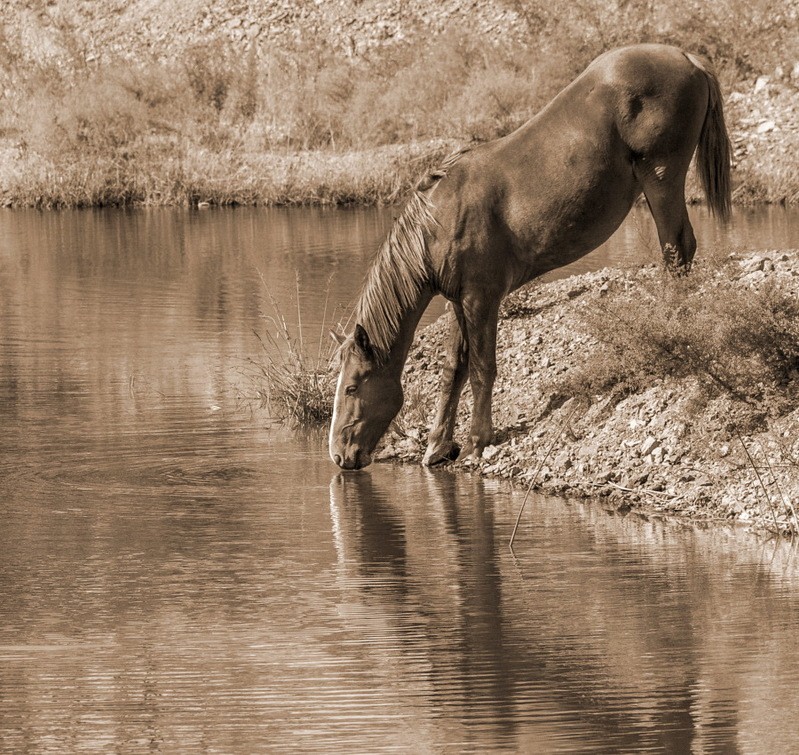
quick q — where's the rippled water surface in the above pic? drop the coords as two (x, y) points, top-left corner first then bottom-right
(1, 205), (799, 752)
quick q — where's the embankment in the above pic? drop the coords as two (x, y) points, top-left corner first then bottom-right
(378, 252), (799, 536)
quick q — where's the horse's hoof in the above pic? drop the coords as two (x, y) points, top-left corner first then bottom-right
(423, 442), (461, 466)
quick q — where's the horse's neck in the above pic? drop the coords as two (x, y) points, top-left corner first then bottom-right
(383, 290), (434, 377)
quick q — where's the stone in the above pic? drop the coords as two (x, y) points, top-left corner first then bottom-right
(640, 436), (660, 456)
(554, 451), (572, 470)
(744, 270), (766, 284)
(754, 75), (769, 94)
(756, 120), (776, 134)
(482, 444), (500, 460)
(741, 256), (764, 273)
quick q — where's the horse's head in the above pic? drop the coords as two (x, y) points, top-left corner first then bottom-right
(328, 324), (403, 470)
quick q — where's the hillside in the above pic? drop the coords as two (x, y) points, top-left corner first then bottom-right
(0, 1), (525, 60)
(0, 1), (797, 207)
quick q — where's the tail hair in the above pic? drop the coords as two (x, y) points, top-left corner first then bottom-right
(686, 53), (732, 221)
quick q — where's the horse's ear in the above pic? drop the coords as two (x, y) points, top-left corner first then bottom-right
(329, 328), (346, 346)
(353, 323), (373, 359)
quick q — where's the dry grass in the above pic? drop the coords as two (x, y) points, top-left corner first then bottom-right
(0, 0), (796, 207)
(558, 264), (799, 416)
(248, 275), (336, 426)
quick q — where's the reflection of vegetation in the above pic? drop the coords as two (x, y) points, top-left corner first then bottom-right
(0, 0), (796, 207)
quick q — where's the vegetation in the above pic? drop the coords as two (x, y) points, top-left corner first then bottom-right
(0, 0), (796, 207)
(558, 262), (799, 424)
(246, 275), (337, 425)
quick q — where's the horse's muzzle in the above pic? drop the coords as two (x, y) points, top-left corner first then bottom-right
(333, 450), (372, 470)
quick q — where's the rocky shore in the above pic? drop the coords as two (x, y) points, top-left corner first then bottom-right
(377, 252), (799, 536)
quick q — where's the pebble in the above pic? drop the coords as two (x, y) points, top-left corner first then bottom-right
(754, 75), (770, 94)
(640, 436), (659, 457)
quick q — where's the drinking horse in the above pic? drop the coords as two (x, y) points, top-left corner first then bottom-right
(329, 43), (731, 470)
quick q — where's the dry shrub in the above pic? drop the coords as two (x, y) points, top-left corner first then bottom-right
(251, 334), (335, 425)
(3, 0), (798, 207)
(510, 0), (798, 82)
(249, 278), (336, 426)
(560, 267), (799, 412)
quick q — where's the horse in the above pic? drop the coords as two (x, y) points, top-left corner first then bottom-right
(329, 43), (731, 470)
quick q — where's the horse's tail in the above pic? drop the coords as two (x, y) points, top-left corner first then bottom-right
(686, 53), (732, 221)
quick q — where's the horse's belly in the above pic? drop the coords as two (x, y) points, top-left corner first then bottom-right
(509, 167), (639, 272)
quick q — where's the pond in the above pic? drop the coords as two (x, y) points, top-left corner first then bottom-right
(1, 204), (798, 751)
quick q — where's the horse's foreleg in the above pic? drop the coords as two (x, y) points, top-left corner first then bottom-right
(461, 297), (500, 460)
(423, 303), (468, 466)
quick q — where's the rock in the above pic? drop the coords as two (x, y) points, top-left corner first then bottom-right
(640, 436), (660, 457)
(756, 120), (776, 134)
(744, 270), (766, 284)
(754, 75), (770, 94)
(482, 444), (500, 460)
(741, 256), (764, 273)
(554, 451), (572, 470)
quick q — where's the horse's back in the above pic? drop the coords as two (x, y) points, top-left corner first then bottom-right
(426, 44), (716, 291)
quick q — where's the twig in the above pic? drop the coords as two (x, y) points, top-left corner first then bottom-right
(737, 430), (781, 534)
(295, 272), (304, 356)
(509, 403), (579, 549)
(595, 480), (684, 501)
(317, 274), (334, 368)
(758, 440), (799, 535)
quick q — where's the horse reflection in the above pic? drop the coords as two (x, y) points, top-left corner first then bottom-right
(329, 468), (516, 739)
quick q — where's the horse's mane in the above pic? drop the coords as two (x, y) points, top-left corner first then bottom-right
(354, 148), (468, 365)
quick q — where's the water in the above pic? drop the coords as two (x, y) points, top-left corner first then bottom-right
(1, 205), (798, 752)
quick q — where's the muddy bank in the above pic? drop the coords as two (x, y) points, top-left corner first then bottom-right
(377, 252), (799, 536)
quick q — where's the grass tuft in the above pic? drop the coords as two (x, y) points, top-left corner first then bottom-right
(248, 275), (336, 426)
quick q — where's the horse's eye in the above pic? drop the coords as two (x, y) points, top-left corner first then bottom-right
(345, 385), (357, 396)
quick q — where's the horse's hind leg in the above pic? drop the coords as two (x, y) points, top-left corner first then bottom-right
(423, 302), (469, 466)
(635, 167), (697, 271)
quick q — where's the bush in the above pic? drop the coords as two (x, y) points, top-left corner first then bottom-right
(559, 266), (799, 412)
